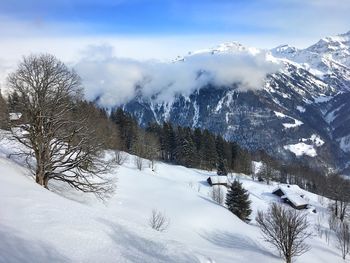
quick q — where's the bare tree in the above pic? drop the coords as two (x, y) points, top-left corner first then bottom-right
(113, 150), (128, 165)
(335, 222), (350, 260)
(258, 163), (274, 185)
(256, 203), (312, 263)
(327, 174), (350, 222)
(144, 132), (160, 171)
(7, 54), (114, 198)
(328, 213), (339, 232)
(148, 209), (170, 232)
(0, 89), (9, 129)
(209, 185), (225, 205)
(134, 155), (143, 171)
(132, 130), (146, 171)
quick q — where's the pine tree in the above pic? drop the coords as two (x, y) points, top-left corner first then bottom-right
(216, 135), (228, 175)
(110, 108), (138, 151)
(217, 160), (228, 176)
(161, 122), (176, 162)
(174, 127), (195, 167)
(200, 130), (217, 170)
(225, 179), (252, 222)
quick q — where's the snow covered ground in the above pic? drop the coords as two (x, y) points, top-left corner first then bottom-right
(0, 131), (346, 263)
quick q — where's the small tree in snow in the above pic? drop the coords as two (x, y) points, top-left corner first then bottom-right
(209, 185), (225, 205)
(134, 156), (143, 171)
(114, 150), (128, 165)
(148, 209), (170, 232)
(225, 179), (252, 222)
(335, 222), (350, 260)
(256, 203), (311, 263)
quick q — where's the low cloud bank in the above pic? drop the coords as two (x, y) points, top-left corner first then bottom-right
(75, 44), (281, 107)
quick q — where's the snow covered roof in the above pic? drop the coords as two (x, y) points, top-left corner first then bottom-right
(273, 185), (308, 208)
(208, 176), (227, 185)
(9, 112), (22, 121)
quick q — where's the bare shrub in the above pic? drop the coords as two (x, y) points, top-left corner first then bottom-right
(315, 215), (323, 237)
(328, 213), (339, 232)
(209, 185), (224, 205)
(256, 203), (311, 263)
(134, 156), (143, 171)
(114, 150), (128, 165)
(148, 209), (170, 232)
(335, 222), (350, 260)
(324, 229), (330, 245)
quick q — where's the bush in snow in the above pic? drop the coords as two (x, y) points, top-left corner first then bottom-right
(225, 179), (251, 222)
(114, 150), (128, 165)
(256, 203), (311, 263)
(335, 221), (350, 260)
(209, 185), (224, 205)
(134, 156), (143, 171)
(148, 209), (170, 232)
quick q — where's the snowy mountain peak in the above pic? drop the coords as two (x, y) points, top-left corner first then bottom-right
(172, 41), (261, 62)
(213, 41), (246, 52)
(271, 44), (298, 55)
(188, 42), (242, 55)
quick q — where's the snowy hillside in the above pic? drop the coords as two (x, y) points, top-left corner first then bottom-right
(0, 131), (346, 263)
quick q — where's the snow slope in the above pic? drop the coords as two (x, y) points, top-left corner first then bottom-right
(0, 133), (346, 263)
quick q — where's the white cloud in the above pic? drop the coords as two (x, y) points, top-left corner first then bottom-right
(74, 44), (280, 106)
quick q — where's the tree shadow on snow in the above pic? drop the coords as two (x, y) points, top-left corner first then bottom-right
(197, 195), (224, 207)
(199, 230), (279, 259)
(198, 180), (210, 187)
(98, 218), (200, 263)
(0, 226), (69, 263)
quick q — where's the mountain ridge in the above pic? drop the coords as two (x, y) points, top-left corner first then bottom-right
(114, 31), (350, 173)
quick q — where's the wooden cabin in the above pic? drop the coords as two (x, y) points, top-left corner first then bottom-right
(207, 176), (228, 187)
(272, 185), (308, 210)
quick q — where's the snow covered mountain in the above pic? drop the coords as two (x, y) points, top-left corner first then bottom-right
(114, 32), (350, 172)
(0, 130), (345, 263)
(271, 31), (350, 92)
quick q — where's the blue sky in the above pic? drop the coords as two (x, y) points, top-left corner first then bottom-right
(1, 0), (349, 37)
(0, 0), (349, 103)
(0, 0), (293, 35)
(0, 0), (349, 62)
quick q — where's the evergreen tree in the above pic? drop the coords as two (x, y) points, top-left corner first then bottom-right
(225, 179), (252, 222)
(174, 126), (195, 167)
(217, 160), (228, 176)
(161, 122), (176, 162)
(200, 129), (217, 170)
(192, 128), (203, 167)
(215, 135), (228, 175)
(110, 108), (138, 151)
(229, 142), (239, 172)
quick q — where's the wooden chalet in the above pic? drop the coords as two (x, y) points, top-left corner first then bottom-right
(272, 185), (308, 210)
(207, 176), (228, 187)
